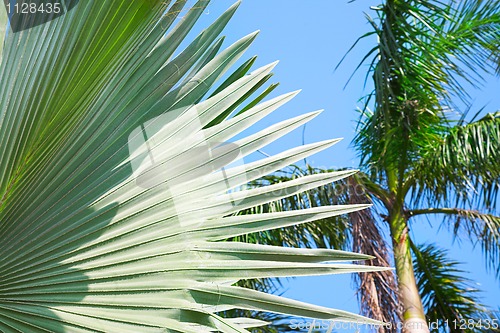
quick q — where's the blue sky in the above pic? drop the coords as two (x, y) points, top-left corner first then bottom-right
(192, 0), (500, 324)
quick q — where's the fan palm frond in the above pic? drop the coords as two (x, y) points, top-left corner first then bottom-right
(0, 1), (387, 331)
(233, 166), (352, 250)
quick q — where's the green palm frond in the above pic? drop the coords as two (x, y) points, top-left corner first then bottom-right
(233, 166), (352, 250)
(449, 210), (500, 278)
(409, 208), (500, 279)
(410, 112), (500, 209)
(407, 112), (500, 277)
(411, 242), (497, 332)
(352, 0), (500, 176)
(444, 1), (500, 86)
(340, 0), (500, 329)
(0, 1), (386, 331)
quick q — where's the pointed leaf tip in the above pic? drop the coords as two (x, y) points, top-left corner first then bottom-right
(323, 137), (343, 146)
(251, 61), (279, 76)
(229, 1), (242, 10)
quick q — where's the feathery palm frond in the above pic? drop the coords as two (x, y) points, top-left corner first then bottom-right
(353, 0), (500, 177)
(0, 1), (385, 331)
(411, 243), (498, 332)
(337, 0), (500, 330)
(410, 112), (500, 209)
(409, 208), (500, 279)
(448, 210), (500, 279)
(408, 112), (500, 278)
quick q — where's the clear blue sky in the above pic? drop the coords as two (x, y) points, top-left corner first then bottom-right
(190, 0), (500, 324)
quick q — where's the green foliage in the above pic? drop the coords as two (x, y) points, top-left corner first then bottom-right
(351, 0), (500, 182)
(348, 1), (500, 323)
(0, 1), (385, 331)
(232, 167), (402, 328)
(232, 166), (352, 250)
(412, 242), (499, 332)
(411, 113), (500, 209)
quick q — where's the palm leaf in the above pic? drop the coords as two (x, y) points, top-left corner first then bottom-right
(410, 112), (500, 210)
(227, 166), (355, 324)
(411, 242), (498, 333)
(448, 210), (500, 278)
(0, 1), (385, 331)
(340, 0), (500, 329)
(408, 113), (500, 278)
(352, 0), (500, 180)
(409, 207), (500, 279)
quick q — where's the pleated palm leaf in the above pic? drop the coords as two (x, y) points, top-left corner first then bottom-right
(0, 1), (387, 332)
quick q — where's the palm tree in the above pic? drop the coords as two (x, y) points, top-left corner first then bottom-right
(350, 0), (500, 330)
(237, 0), (500, 332)
(0, 1), (386, 332)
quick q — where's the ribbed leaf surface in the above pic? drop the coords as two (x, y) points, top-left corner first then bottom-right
(0, 1), (383, 331)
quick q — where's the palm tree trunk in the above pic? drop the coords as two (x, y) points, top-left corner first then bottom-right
(389, 210), (429, 333)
